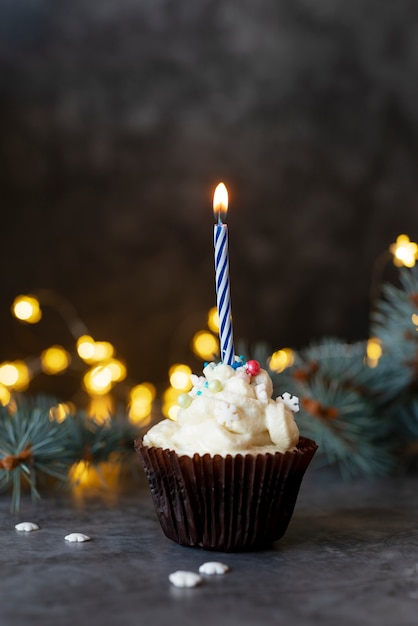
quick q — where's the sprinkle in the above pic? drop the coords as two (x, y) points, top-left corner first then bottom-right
(196, 390), (202, 396)
(279, 392), (300, 413)
(177, 393), (192, 409)
(169, 571), (202, 588)
(65, 533), (91, 542)
(15, 522), (39, 532)
(199, 561), (230, 575)
(246, 359), (261, 376)
(208, 378), (223, 393)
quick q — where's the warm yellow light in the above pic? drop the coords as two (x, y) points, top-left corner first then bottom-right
(0, 363), (19, 386)
(207, 306), (220, 333)
(366, 337), (382, 368)
(128, 383), (155, 425)
(77, 335), (96, 360)
(105, 358), (127, 382)
(83, 365), (113, 395)
(169, 364), (192, 390)
(192, 331), (219, 360)
(70, 459), (120, 493)
(129, 398), (153, 426)
(70, 461), (91, 486)
(12, 295), (42, 323)
(87, 394), (114, 422)
(213, 182), (229, 223)
(49, 402), (73, 423)
(41, 345), (71, 375)
(389, 234), (418, 268)
(367, 338), (382, 360)
(412, 313), (418, 327)
(130, 382), (156, 403)
(92, 341), (114, 361)
(0, 361), (30, 390)
(269, 348), (295, 373)
(0, 384), (11, 406)
(77, 336), (115, 364)
(162, 386), (181, 419)
(167, 404), (180, 421)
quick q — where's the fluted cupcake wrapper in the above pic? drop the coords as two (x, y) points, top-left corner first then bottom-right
(135, 437), (317, 552)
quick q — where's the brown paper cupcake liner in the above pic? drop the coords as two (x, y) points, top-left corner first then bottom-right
(135, 436), (317, 552)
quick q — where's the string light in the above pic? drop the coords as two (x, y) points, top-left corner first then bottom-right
(103, 358), (127, 383)
(162, 387), (182, 420)
(366, 337), (382, 368)
(76, 335), (96, 360)
(11, 295), (42, 323)
(191, 331), (219, 360)
(49, 402), (74, 422)
(7, 290), (156, 420)
(76, 336), (114, 364)
(169, 364), (192, 390)
(0, 383), (11, 406)
(128, 383), (156, 425)
(83, 365), (113, 395)
(269, 348), (295, 373)
(0, 361), (30, 391)
(87, 394), (114, 423)
(389, 234), (418, 268)
(207, 306), (220, 333)
(41, 345), (71, 375)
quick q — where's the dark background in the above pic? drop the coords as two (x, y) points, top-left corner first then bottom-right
(1, 0), (418, 399)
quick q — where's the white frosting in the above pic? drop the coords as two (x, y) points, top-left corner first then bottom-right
(64, 533), (91, 542)
(199, 561), (230, 575)
(15, 522), (39, 532)
(169, 571), (202, 588)
(144, 361), (300, 456)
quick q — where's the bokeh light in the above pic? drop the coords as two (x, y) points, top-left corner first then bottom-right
(0, 383), (11, 406)
(77, 336), (114, 364)
(191, 331), (219, 360)
(207, 306), (220, 333)
(104, 358), (127, 382)
(162, 386), (181, 420)
(87, 394), (114, 422)
(0, 361), (30, 391)
(83, 365), (113, 395)
(76, 335), (96, 360)
(169, 364), (192, 390)
(41, 345), (71, 375)
(128, 382), (156, 425)
(389, 234), (418, 268)
(366, 337), (382, 368)
(49, 402), (74, 422)
(12, 295), (42, 323)
(268, 348), (295, 373)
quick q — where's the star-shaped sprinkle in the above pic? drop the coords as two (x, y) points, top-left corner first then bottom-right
(278, 392), (300, 413)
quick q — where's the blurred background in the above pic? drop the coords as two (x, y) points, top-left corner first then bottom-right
(1, 0), (418, 409)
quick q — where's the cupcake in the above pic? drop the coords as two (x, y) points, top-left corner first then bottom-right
(134, 358), (317, 552)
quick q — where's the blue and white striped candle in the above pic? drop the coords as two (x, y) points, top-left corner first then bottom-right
(213, 182), (235, 365)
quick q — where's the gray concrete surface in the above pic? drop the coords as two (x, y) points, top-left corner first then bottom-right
(1, 467), (418, 625)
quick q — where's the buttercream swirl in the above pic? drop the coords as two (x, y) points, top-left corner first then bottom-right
(143, 360), (300, 456)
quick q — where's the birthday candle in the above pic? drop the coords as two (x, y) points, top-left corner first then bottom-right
(213, 182), (235, 365)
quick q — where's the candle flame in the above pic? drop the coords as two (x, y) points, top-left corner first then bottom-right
(213, 182), (228, 223)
